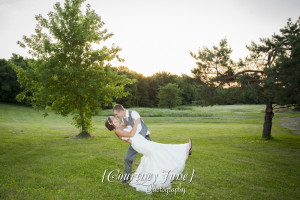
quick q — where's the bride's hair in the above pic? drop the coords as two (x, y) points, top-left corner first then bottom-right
(105, 117), (115, 131)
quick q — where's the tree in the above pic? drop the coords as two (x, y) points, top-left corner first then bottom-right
(244, 17), (300, 139)
(190, 38), (239, 106)
(271, 18), (300, 106)
(13, 0), (132, 138)
(114, 66), (139, 108)
(136, 75), (152, 107)
(0, 58), (20, 103)
(148, 71), (179, 106)
(191, 17), (300, 140)
(157, 83), (182, 108)
(175, 74), (198, 105)
(0, 54), (32, 104)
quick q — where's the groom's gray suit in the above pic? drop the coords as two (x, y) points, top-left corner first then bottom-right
(122, 110), (151, 181)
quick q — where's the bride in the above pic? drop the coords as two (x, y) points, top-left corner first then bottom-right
(105, 116), (192, 194)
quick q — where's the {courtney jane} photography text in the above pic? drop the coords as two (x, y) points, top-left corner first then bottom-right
(101, 168), (195, 194)
(101, 169), (195, 183)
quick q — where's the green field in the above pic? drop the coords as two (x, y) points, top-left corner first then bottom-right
(0, 103), (299, 199)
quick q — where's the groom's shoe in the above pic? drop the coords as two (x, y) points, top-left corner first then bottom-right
(121, 179), (128, 184)
(188, 139), (192, 155)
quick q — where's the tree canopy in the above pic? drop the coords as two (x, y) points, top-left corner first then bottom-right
(13, 0), (132, 137)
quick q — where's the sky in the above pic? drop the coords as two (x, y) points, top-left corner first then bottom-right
(0, 0), (299, 76)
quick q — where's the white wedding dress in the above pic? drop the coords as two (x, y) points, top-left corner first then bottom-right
(122, 126), (189, 194)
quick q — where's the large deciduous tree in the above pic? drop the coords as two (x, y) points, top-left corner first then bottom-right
(13, 0), (132, 137)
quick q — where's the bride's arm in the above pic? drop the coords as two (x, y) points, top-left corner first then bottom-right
(115, 133), (131, 143)
(115, 134), (123, 140)
(115, 119), (141, 137)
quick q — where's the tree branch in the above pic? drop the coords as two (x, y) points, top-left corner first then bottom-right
(234, 70), (264, 77)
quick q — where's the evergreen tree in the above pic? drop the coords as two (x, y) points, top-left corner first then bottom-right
(191, 18), (300, 140)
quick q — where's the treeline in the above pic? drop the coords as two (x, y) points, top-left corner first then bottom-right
(0, 54), (265, 108)
(0, 54), (32, 105)
(115, 67), (265, 108)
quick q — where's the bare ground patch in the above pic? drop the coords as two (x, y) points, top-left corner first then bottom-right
(280, 117), (300, 134)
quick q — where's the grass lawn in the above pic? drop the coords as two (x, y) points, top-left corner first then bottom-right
(0, 103), (299, 199)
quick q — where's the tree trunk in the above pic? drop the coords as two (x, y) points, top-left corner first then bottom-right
(262, 101), (273, 140)
(77, 95), (91, 138)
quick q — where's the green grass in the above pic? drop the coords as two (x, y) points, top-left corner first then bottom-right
(0, 103), (300, 199)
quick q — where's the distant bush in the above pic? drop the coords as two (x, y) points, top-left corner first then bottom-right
(158, 83), (183, 108)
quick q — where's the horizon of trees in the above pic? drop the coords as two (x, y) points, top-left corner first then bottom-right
(0, 17), (298, 115)
(1, 53), (265, 108)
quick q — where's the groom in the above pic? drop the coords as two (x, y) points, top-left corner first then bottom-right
(112, 104), (151, 183)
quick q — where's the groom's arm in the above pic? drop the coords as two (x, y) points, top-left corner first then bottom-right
(131, 111), (141, 121)
(132, 111), (147, 135)
(115, 119), (141, 137)
(120, 117), (126, 128)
